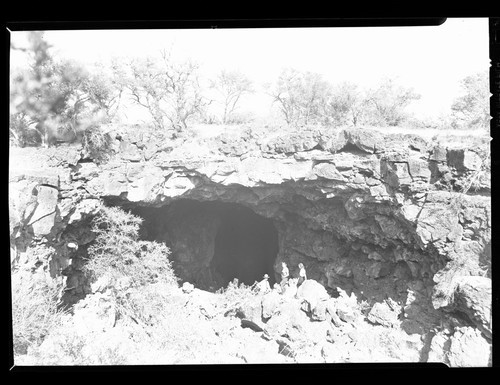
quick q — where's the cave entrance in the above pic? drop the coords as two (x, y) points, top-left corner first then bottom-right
(211, 203), (278, 288)
(130, 200), (279, 290)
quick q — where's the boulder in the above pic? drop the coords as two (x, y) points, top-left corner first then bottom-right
(447, 326), (491, 367)
(367, 301), (400, 327)
(311, 299), (329, 321)
(296, 280), (329, 313)
(312, 163), (346, 181)
(9, 171), (61, 238)
(344, 128), (384, 153)
(261, 290), (281, 319)
(26, 185), (59, 236)
(336, 306), (358, 324)
(182, 282), (195, 294)
(325, 299), (343, 327)
(453, 276), (491, 338)
(263, 298), (310, 339)
(332, 289), (361, 325)
(426, 331), (450, 364)
(237, 295), (263, 325)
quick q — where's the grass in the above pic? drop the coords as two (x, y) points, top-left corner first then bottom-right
(11, 270), (67, 355)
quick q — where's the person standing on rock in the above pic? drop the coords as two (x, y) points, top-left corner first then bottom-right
(297, 263), (307, 287)
(280, 262), (289, 292)
(255, 274), (271, 294)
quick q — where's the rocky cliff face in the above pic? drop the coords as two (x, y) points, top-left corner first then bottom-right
(9, 125), (491, 362)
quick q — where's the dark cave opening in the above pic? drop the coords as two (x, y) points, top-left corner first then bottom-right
(211, 203), (279, 287)
(128, 199), (279, 289)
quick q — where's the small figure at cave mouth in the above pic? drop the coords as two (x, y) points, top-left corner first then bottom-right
(254, 273), (271, 294)
(298, 262), (307, 287)
(280, 262), (289, 292)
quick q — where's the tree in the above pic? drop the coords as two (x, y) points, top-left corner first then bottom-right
(10, 32), (121, 147)
(451, 71), (490, 130)
(210, 70), (253, 124)
(123, 51), (211, 136)
(267, 68), (332, 127)
(324, 82), (368, 127)
(364, 78), (421, 126)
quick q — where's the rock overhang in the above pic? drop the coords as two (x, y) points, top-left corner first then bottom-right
(9, 126), (491, 335)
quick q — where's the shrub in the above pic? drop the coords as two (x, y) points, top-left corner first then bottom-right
(11, 271), (67, 355)
(216, 280), (258, 314)
(84, 205), (177, 287)
(81, 125), (114, 164)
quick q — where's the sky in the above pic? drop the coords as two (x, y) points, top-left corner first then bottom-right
(10, 18), (489, 121)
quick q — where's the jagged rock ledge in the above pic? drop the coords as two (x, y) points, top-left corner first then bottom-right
(9, 125), (491, 363)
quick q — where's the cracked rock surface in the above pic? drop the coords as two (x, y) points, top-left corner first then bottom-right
(10, 126), (491, 365)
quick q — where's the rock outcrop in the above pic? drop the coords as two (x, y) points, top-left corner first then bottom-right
(9, 125), (491, 365)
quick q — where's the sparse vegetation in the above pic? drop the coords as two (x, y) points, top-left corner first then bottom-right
(84, 205), (177, 287)
(81, 125), (114, 163)
(10, 32), (489, 152)
(267, 68), (332, 127)
(451, 71), (490, 130)
(364, 77), (421, 126)
(210, 69), (254, 124)
(11, 271), (67, 355)
(216, 279), (258, 314)
(122, 51), (211, 136)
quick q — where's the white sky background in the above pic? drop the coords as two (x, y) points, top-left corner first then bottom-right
(10, 18), (489, 123)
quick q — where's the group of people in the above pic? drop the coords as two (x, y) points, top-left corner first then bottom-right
(253, 262), (307, 295)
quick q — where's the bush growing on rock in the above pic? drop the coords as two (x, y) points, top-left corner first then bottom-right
(81, 125), (114, 164)
(84, 205), (177, 287)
